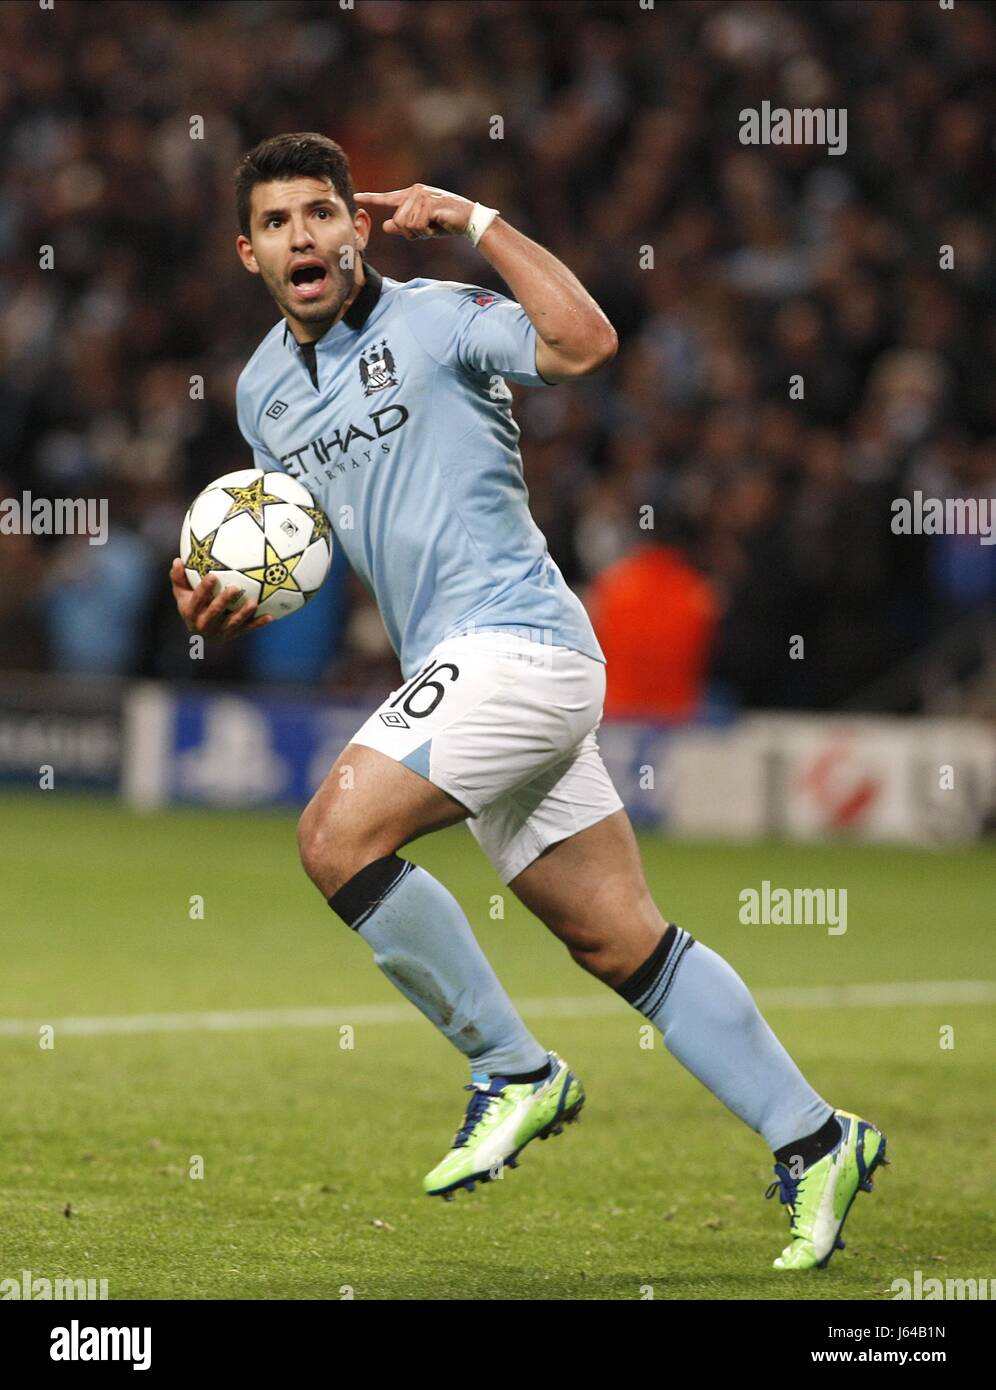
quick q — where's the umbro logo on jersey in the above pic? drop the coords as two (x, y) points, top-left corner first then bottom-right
(360, 339), (398, 396)
(265, 400), (289, 419)
(379, 710), (409, 729)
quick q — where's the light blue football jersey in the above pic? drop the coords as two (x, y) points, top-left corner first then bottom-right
(235, 260), (605, 679)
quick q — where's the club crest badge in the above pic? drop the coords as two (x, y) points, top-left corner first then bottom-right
(359, 339), (398, 395)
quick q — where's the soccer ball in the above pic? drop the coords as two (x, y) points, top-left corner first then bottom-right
(180, 468), (332, 621)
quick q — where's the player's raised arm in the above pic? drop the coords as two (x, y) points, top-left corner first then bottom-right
(354, 185), (618, 383)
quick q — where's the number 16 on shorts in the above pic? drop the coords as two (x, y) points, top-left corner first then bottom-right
(381, 659), (461, 727)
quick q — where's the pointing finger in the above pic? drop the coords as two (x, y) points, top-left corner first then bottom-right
(353, 190), (410, 206)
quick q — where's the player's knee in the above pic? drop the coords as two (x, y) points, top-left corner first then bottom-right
(565, 936), (632, 987)
(297, 806), (326, 884)
(297, 805), (350, 890)
(549, 914), (622, 981)
(297, 804), (394, 897)
(553, 900), (663, 987)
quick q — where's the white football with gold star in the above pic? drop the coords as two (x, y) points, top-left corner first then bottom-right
(180, 468), (333, 621)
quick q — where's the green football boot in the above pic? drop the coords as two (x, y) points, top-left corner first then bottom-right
(766, 1109), (889, 1269)
(423, 1052), (584, 1199)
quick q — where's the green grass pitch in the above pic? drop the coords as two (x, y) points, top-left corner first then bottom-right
(1, 791), (992, 1300)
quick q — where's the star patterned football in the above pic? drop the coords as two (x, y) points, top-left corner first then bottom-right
(180, 468), (333, 621)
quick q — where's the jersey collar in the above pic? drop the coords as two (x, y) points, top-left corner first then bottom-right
(282, 259), (383, 350)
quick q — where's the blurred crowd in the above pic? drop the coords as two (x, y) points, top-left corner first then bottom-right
(0, 0), (993, 715)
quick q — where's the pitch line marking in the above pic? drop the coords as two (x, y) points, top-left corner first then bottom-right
(0, 981), (992, 1039)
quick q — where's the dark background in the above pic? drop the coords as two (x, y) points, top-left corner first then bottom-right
(0, 0), (992, 714)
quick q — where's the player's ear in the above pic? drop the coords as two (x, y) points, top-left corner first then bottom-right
(351, 204), (371, 251)
(235, 235), (260, 274)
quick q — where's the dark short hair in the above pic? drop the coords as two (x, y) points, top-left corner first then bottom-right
(233, 132), (357, 237)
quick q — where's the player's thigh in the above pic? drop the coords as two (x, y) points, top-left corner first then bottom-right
(469, 726), (623, 893)
(351, 632), (606, 817)
(508, 806), (665, 971)
(297, 741), (469, 887)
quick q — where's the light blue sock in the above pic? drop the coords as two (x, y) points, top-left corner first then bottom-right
(620, 926), (834, 1152)
(329, 855), (549, 1078)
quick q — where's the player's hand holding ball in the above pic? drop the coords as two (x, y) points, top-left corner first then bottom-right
(169, 559), (270, 641)
(172, 469), (333, 641)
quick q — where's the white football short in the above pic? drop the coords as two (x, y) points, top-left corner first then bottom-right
(349, 630), (624, 883)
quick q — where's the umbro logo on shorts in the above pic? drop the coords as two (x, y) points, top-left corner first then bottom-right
(380, 710), (410, 729)
(265, 400), (289, 419)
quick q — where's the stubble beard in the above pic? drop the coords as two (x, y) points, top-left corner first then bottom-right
(275, 259), (356, 333)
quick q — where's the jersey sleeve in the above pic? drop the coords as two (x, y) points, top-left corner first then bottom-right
(405, 282), (556, 387)
(235, 373), (283, 469)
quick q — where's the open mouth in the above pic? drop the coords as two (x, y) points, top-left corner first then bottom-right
(289, 264), (328, 299)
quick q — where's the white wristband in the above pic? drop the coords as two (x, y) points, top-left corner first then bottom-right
(464, 203), (499, 247)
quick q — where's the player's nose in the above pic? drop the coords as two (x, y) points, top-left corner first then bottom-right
(288, 220), (315, 248)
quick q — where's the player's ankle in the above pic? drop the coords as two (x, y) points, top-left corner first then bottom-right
(773, 1114), (842, 1170)
(502, 1056), (552, 1085)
